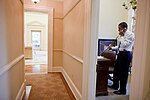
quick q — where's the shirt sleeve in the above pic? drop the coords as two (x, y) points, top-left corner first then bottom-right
(121, 33), (134, 48)
(111, 45), (118, 50)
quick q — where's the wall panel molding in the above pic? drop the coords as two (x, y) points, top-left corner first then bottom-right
(20, 0), (23, 4)
(63, 0), (81, 18)
(54, 18), (63, 20)
(0, 55), (24, 77)
(53, 49), (62, 52)
(63, 50), (83, 63)
(53, 49), (83, 63)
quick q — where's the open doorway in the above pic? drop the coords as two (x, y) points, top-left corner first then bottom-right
(82, 0), (138, 99)
(83, 0), (137, 100)
(95, 0), (135, 99)
(24, 11), (48, 74)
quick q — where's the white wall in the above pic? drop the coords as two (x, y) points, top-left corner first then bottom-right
(24, 12), (48, 51)
(98, 0), (128, 39)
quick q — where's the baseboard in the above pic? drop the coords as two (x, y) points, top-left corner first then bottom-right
(61, 68), (82, 100)
(52, 66), (82, 100)
(52, 66), (63, 72)
(15, 80), (26, 100)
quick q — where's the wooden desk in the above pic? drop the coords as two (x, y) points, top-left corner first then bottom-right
(96, 56), (112, 96)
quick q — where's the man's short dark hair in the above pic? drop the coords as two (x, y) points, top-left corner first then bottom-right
(118, 22), (128, 29)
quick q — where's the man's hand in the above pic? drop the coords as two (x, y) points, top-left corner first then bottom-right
(108, 44), (113, 50)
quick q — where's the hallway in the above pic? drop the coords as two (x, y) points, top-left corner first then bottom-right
(1, 0), (150, 100)
(24, 73), (75, 100)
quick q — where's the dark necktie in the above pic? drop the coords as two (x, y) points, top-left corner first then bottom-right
(117, 41), (121, 54)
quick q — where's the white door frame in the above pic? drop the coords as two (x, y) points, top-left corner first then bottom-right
(24, 5), (53, 72)
(82, 0), (100, 100)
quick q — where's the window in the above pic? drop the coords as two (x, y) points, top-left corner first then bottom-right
(32, 31), (41, 49)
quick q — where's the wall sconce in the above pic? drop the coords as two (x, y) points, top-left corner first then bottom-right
(122, 0), (137, 10)
(32, 0), (40, 4)
(122, 0), (137, 32)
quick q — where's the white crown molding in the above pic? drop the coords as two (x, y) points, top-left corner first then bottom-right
(0, 55), (24, 77)
(24, 4), (53, 13)
(27, 20), (45, 26)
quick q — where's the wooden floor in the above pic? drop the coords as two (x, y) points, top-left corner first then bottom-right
(25, 64), (47, 73)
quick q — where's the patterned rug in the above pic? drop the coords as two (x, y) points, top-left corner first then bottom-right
(26, 73), (75, 100)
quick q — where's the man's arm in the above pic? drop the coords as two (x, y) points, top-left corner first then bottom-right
(121, 33), (134, 48)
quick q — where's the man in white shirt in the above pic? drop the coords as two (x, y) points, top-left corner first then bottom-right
(108, 22), (134, 95)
